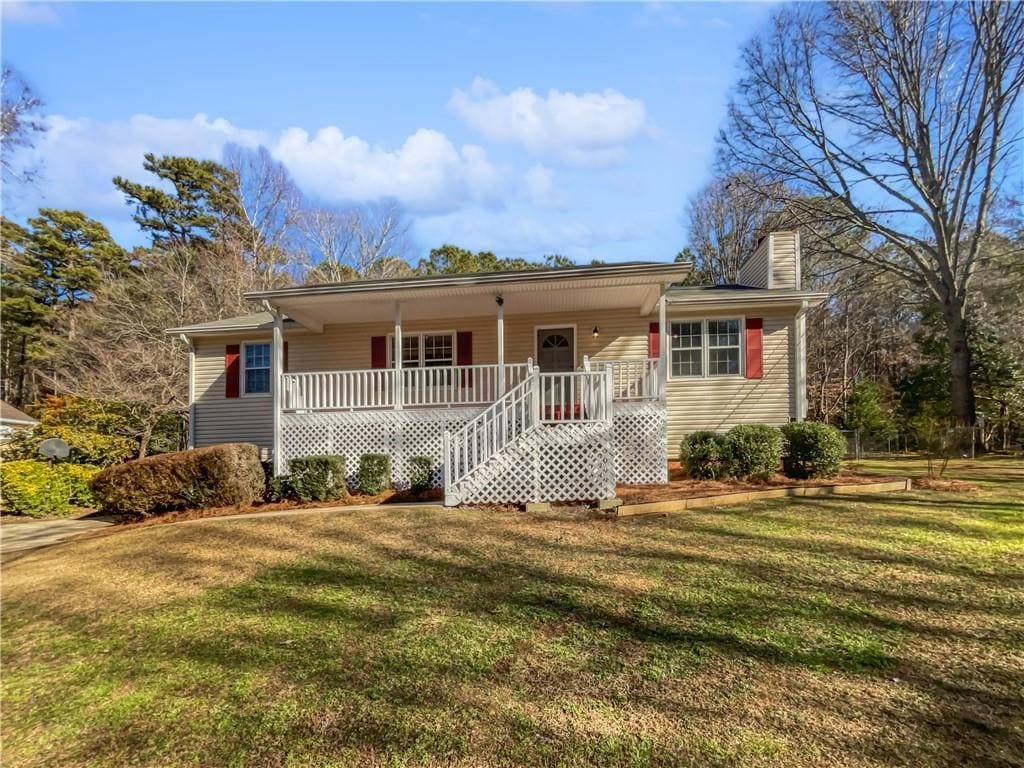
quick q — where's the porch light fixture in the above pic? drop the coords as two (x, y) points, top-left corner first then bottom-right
(592, 326), (600, 339)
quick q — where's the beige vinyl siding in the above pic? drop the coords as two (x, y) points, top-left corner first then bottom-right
(738, 237), (770, 287)
(769, 230), (799, 289)
(189, 306), (800, 460)
(193, 335), (274, 451)
(664, 311), (794, 455)
(287, 307), (650, 371)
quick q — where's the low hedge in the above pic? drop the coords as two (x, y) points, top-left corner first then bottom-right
(781, 422), (845, 479)
(0, 460), (99, 518)
(727, 424), (783, 479)
(89, 443), (264, 517)
(409, 455), (433, 493)
(680, 431), (735, 480)
(359, 453), (392, 495)
(288, 455), (347, 502)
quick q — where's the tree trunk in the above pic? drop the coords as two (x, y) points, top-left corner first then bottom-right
(942, 299), (976, 427)
(138, 419), (157, 459)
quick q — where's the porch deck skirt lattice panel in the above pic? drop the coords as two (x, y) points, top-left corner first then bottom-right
(450, 421), (616, 505)
(613, 402), (669, 485)
(281, 408), (483, 489)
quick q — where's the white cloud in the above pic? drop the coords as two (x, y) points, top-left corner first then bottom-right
(2, 1), (59, 24)
(12, 113), (508, 217)
(17, 113), (265, 213)
(449, 78), (650, 166)
(274, 126), (506, 213)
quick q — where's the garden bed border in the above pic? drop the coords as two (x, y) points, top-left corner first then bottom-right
(615, 477), (912, 517)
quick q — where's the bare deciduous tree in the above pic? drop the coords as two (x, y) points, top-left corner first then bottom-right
(1, 67), (46, 186)
(223, 144), (305, 289)
(684, 173), (782, 283)
(299, 200), (412, 283)
(720, 0), (1024, 424)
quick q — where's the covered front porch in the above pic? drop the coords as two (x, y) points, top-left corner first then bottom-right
(247, 263), (687, 502)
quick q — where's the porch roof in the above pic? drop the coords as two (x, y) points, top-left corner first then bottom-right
(243, 261), (691, 331)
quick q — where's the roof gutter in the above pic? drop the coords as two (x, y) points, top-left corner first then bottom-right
(244, 262), (692, 301)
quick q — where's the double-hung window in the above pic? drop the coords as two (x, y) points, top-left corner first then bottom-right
(669, 319), (743, 378)
(243, 342), (271, 394)
(707, 319), (741, 376)
(391, 332), (455, 368)
(670, 321), (703, 377)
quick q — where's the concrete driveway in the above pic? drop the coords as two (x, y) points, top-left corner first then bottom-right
(1, 518), (113, 560)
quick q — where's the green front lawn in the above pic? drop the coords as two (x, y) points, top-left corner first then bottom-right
(2, 457), (1022, 767)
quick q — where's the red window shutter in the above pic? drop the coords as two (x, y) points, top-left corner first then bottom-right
(745, 318), (764, 379)
(648, 322), (660, 358)
(457, 331), (473, 387)
(225, 344), (241, 398)
(283, 341), (289, 373)
(370, 336), (387, 369)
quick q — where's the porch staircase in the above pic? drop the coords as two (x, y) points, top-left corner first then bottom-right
(443, 366), (617, 506)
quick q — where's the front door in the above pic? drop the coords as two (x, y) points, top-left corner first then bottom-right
(537, 327), (575, 372)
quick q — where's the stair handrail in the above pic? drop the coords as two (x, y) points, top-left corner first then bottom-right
(443, 365), (540, 496)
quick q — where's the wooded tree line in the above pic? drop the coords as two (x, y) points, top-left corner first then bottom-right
(2, 0), (1022, 456)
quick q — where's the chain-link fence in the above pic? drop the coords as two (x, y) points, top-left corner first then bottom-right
(840, 427), (983, 459)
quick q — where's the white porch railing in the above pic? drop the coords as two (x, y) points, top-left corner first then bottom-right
(400, 363), (529, 408)
(588, 357), (662, 401)
(281, 363), (531, 412)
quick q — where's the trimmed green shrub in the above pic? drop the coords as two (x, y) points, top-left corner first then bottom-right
(261, 459), (290, 502)
(680, 431), (735, 480)
(727, 424), (784, 479)
(781, 422), (846, 479)
(409, 455), (434, 493)
(89, 443), (264, 517)
(288, 455), (347, 502)
(0, 460), (98, 518)
(359, 453), (392, 495)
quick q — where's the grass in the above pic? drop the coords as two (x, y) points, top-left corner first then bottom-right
(2, 456), (1022, 768)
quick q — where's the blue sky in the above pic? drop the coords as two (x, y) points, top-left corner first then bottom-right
(2, 1), (776, 263)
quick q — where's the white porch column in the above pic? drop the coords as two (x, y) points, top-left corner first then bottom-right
(180, 334), (195, 450)
(271, 310), (284, 476)
(496, 295), (505, 395)
(658, 290), (669, 398)
(795, 300), (808, 421)
(394, 301), (403, 410)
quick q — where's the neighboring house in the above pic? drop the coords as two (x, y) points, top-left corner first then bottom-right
(0, 400), (39, 442)
(169, 230), (826, 505)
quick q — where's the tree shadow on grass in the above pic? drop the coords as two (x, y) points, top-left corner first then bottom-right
(5, 506), (1024, 768)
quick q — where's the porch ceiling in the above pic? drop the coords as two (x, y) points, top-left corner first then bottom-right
(264, 269), (684, 329)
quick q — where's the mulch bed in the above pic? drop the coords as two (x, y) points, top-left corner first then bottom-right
(911, 477), (980, 492)
(616, 461), (904, 505)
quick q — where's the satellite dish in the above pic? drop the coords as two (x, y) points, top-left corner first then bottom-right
(39, 437), (70, 460)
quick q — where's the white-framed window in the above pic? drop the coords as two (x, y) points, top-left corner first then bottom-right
(707, 319), (742, 376)
(243, 342), (271, 394)
(669, 319), (743, 378)
(390, 332), (456, 368)
(670, 321), (703, 377)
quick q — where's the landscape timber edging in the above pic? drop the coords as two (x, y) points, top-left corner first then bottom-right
(615, 477), (912, 518)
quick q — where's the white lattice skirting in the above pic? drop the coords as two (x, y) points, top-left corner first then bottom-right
(281, 408), (482, 489)
(613, 402), (669, 485)
(450, 421), (616, 505)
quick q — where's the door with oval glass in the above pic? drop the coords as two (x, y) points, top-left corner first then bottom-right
(536, 327), (576, 419)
